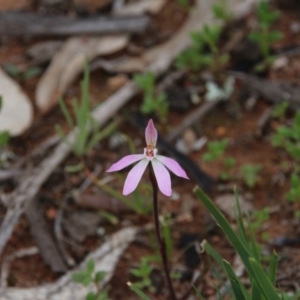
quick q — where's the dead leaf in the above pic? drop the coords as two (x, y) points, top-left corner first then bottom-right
(35, 35), (128, 113)
(113, 0), (166, 16)
(107, 74), (129, 90)
(78, 191), (131, 212)
(0, 68), (33, 136)
(27, 41), (63, 66)
(215, 194), (253, 220)
(63, 211), (103, 242)
(92, 56), (145, 73)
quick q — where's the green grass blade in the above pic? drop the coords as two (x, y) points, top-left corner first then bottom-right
(246, 213), (261, 261)
(55, 124), (73, 150)
(249, 258), (280, 300)
(86, 120), (118, 153)
(128, 283), (151, 300)
(251, 281), (262, 300)
(204, 241), (225, 272)
(214, 282), (225, 300)
(267, 251), (278, 286)
(58, 97), (74, 128)
(223, 260), (249, 300)
(192, 285), (206, 299)
(99, 183), (143, 214)
(162, 214), (173, 259)
(194, 187), (254, 275)
(234, 189), (249, 248)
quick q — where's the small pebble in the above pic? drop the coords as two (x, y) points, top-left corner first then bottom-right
(46, 207), (57, 220)
(107, 74), (128, 90)
(290, 22), (300, 34)
(183, 128), (197, 150)
(272, 56), (288, 70)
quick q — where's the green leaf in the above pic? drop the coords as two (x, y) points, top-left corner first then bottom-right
(99, 211), (118, 225)
(55, 124), (73, 150)
(96, 291), (111, 300)
(249, 31), (263, 43)
(65, 161), (84, 173)
(86, 259), (95, 274)
(128, 283), (152, 300)
(195, 187), (280, 299)
(95, 271), (106, 283)
(59, 97), (74, 129)
(23, 67), (42, 80)
(251, 281), (261, 300)
(86, 292), (96, 300)
(267, 31), (283, 43)
(212, 0), (233, 23)
(194, 187), (259, 279)
(3, 63), (20, 78)
(130, 269), (144, 277)
(204, 242), (225, 272)
(233, 190), (249, 249)
(0, 131), (10, 147)
(267, 251), (278, 285)
(86, 120), (118, 153)
(223, 260), (249, 300)
(249, 258), (280, 300)
(72, 272), (92, 286)
(246, 213), (261, 261)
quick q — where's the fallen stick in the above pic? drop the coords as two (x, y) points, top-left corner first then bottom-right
(166, 100), (220, 143)
(0, 12), (150, 36)
(229, 71), (300, 109)
(25, 197), (68, 272)
(1, 247), (39, 288)
(0, 227), (138, 300)
(0, 0), (261, 257)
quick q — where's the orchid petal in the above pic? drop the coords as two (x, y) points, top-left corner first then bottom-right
(145, 119), (157, 147)
(106, 154), (144, 172)
(123, 159), (149, 195)
(156, 155), (189, 179)
(151, 159), (172, 197)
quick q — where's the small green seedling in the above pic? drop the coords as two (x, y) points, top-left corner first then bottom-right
(3, 63), (42, 81)
(176, 0), (191, 10)
(203, 138), (229, 162)
(240, 163), (262, 188)
(134, 72), (168, 122)
(285, 173), (300, 203)
(272, 111), (300, 161)
(272, 111), (300, 205)
(212, 0), (233, 23)
(272, 101), (289, 120)
(250, 208), (270, 241)
(56, 61), (117, 171)
(72, 260), (110, 300)
(130, 256), (160, 293)
(0, 96), (10, 147)
(176, 24), (229, 73)
(248, 1), (283, 70)
(220, 157), (236, 181)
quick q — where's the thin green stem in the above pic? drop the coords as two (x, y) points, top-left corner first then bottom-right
(149, 166), (177, 300)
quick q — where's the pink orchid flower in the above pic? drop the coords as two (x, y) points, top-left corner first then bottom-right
(106, 119), (189, 197)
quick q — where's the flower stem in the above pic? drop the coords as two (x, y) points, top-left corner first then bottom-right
(149, 166), (177, 300)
